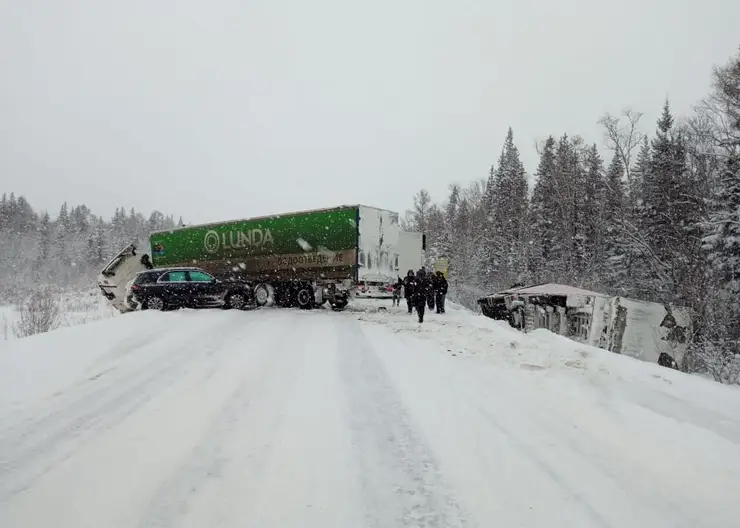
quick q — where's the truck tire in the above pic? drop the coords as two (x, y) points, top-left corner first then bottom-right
(296, 284), (314, 310)
(253, 283), (275, 307)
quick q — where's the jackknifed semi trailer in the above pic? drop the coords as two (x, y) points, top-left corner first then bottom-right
(98, 205), (425, 313)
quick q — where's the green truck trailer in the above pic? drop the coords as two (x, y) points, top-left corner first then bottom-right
(97, 205), (425, 312)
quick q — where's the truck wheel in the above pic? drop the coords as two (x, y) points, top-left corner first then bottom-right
(296, 285), (314, 310)
(146, 296), (165, 311)
(253, 283), (275, 307)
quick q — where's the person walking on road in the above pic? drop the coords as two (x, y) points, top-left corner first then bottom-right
(426, 276), (436, 312)
(392, 276), (403, 307)
(403, 270), (416, 314)
(433, 271), (448, 314)
(412, 268), (432, 323)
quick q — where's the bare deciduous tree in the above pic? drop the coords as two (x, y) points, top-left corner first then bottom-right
(13, 288), (61, 338)
(695, 47), (740, 153)
(598, 108), (645, 186)
(405, 189), (433, 233)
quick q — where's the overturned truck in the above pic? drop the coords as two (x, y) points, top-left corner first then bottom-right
(98, 205), (425, 313)
(478, 283), (692, 366)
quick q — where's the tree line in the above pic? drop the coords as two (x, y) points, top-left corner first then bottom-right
(0, 195), (180, 301)
(404, 47), (740, 383)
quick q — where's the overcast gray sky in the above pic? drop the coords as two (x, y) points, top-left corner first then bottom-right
(1, 0), (738, 224)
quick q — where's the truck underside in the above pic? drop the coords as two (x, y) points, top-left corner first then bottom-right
(97, 243), (152, 313)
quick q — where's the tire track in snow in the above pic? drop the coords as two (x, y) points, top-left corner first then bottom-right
(335, 317), (474, 528)
(134, 310), (303, 528)
(0, 312), (221, 440)
(354, 320), (618, 527)
(450, 365), (700, 527)
(359, 319), (709, 528)
(0, 312), (247, 502)
(451, 384), (616, 528)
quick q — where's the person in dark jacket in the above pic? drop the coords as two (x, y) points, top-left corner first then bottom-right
(412, 268), (432, 323)
(432, 271), (448, 313)
(140, 253), (154, 270)
(402, 270), (416, 314)
(392, 276), (403, 306)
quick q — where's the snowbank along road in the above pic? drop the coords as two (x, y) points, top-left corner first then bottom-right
(1, 303), (740, 527)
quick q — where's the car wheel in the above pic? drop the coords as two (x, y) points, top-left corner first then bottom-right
(227, 292), (247, 310)
(147, 296), (165, 311)
(296, 285), (314, 310)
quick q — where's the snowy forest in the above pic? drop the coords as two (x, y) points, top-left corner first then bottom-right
(0, 198), (179, 301)
(404, 48), (740, 379)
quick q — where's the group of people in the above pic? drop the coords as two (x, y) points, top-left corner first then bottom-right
(392, 268), (448, 323)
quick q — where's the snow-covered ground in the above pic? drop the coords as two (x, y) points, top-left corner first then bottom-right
(1, 289), (117, 341)
(1, 300), (739, 527)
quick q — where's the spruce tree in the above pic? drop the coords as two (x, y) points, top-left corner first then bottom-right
(488, 128), (529, 287)
(568, 140), (589, 279)
(55, 202), (71, 267)
(452, 196), (475, 285)
(147, 211), (165, 232)
(703, 154), (740, 293)
(529, 136), (557, 281)
(436, 184), (460, 264)
(549, 134), (577, 280)
(633, 101), (689, 299)
(601, 153), (628, 291)
(630, 137), (650, 218)
(581, 144), (604, 279)
(603, 153), (626, 236)
(645, 103), (677, 255)
(37, 212), (52, 262)
(699, 153), (740, 381)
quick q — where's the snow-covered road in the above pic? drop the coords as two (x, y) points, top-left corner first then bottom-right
(1, 306), (740, 527)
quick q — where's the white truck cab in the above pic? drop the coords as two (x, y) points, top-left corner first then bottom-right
(355, 273), (396, 299)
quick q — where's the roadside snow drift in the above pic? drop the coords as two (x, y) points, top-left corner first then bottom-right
(1, 302), (739, 528)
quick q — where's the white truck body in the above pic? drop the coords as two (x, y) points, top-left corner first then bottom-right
(355, 206), (425, 298)
(356, 205), (424, 281)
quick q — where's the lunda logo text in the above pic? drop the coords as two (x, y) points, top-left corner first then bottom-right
(203, 228), (274, 254)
